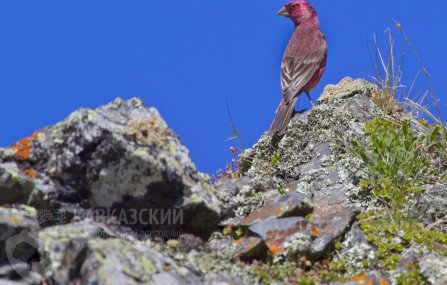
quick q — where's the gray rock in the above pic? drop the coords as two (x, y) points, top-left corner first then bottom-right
(38, 222), (203, 285)
(4, 98), (221, 238)
(242, 78), (386, 212)
(214, 176), (277, 219)
(419, 254), (447, 285)
(0, 263), (42, 285)
(0, 206), (39, 267)
(0, 163), (34, 206)
(418, 184), (447, 230)
(330, 270), (390, 285)
(239, 192), (313, 227)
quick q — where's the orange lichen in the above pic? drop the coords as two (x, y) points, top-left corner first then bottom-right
(310, 225), (322, 236)
(352, 273), (368, 281)
(234, 238), (243, 245)
(12, 133), (39, 160)
(23, 168), (37, 179)
(351, 272), (387, 285)
(270, 246), (283, 255)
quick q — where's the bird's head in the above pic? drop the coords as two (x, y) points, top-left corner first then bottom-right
(277, 0), (317, 25)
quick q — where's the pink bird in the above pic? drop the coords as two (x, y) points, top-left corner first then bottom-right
(269, 0), (327, 135)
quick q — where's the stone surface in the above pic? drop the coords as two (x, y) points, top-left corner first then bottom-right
(309, 198), (360, 258)
(1, 78), (445, 284)
(248, 217), (311, 255)
(239, 192), (312, 227)
(241, 78), (386, 213)
(331, 271), (390, 285)
(418, 184), (447, 231)
(3, 98), (221, 239)
(0, 206), (39, 266)
(0, 163), (34, 206)
(319, 77), (379, 102)
(38, 222), (203, 285)
(419, 254), (447, 285)
(232, 237), (268, 261)
(214, 176), (277, 219)
(337, 223), (377, 276)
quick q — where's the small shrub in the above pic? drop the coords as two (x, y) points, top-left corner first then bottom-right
(350, 118), (435, 209)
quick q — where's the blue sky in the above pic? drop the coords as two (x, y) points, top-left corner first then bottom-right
(1, 1), (446, 174)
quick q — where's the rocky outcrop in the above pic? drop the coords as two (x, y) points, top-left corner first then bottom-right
(1, 78), (446, 284)
(1, 98), (221, 238)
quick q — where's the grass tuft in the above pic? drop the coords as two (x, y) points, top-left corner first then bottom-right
(350, 118), (437, 209)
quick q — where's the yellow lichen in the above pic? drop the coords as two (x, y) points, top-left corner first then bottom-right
(126, 117), (168, 146)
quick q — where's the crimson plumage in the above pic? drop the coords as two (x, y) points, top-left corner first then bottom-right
(269, 0), (327, 135)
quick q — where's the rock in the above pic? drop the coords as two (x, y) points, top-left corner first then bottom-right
(319, 77), (379, 102)
(214, 176), (277, 219)
(331, 271), (390, 285)
(0, 263), (42, 284)
(38, 222), (203, 285)
(168, 234), (204, 253)
(248, 217), (312, 255)
(398, 245), (426, 270)
(419, 254), (447, 285)
(331, 271), (391, 285)
(309, 198), (359, 258)
(242, 78), (386, 213)
(239, 192), (313, 227)
(0, 163), (34, 206)
(4, 98), (221, 238)
(0, 206), (39, 267)
(232, 237), (268, 261)
(3, 78), (446, 284)
(335, 223), (377, 276)
(417, 184), (447, 229)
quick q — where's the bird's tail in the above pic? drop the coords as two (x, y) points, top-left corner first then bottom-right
(268, 97), (298, 135)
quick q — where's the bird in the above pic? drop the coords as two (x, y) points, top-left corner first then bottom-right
(269, 0), (327, 135)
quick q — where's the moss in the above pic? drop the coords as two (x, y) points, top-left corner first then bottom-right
(329, 259), (346, 271)
(396, 264), (425, 285)
(334, 240), (343, 251)
(251, 262), (299, 285)
(359, 211), (447, 282)
(298, 277), (317, 285)
(271, 152), (281, 167)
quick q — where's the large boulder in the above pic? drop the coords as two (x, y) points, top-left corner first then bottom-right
(1, 98), (221, 238)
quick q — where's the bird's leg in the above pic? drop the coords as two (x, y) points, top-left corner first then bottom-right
(305, 91), (315, 107)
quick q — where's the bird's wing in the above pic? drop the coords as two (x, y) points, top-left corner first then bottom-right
(281, 33), (327, 103)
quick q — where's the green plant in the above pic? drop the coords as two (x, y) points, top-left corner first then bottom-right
(350, 118), (435, 209)
(359, 211), (447, 283)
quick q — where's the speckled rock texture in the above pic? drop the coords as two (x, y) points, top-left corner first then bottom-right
(240, 77), (384, 209)
(0, 78), (446, 284)
(0, 97), (221, 238)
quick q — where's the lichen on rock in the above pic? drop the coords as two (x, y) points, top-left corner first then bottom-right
(1, 77), (446, 284)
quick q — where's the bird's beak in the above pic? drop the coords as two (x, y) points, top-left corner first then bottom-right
(277, 6), (289, 17)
